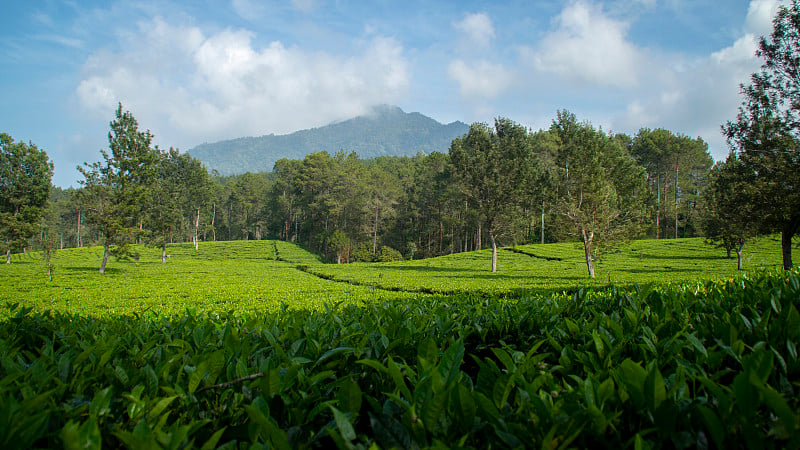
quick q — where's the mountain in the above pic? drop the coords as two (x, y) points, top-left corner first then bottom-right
(187, 105), (469, 175)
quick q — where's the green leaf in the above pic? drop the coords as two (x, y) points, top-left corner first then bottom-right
(329, 406), (357, 442)
(644, 364), (665, 412)
(62, 419), (102, 450)
(694, 405), (725, 449)
(89, 387), (113, 419)
(337, 379), (362, 414)
(616, 359), (646, 407)
(148, 396), (177, 420)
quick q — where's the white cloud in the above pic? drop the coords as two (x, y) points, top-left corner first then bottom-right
(75, 17), (408, 149)
(745, 0), (782, 34)
(453, 12), (495, 47)
(525, 0), (641, 88)
(447, 59), (513, 99)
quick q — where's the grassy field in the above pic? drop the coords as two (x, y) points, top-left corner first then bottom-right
(0, 236), (786, 317)
(1, 237), (798, 448)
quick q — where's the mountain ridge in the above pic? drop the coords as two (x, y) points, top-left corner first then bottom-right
(187, 105), (469, 175)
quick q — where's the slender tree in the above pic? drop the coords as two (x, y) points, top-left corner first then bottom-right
(78, 104), (158, 273)
(0, 133), (53, 263)
(449, 118), (532, 272)
(551, 111), (647, 278)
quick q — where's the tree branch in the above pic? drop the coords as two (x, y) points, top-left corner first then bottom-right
(197, 372), (264, 392)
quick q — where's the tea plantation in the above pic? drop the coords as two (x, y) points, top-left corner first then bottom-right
(1, 238), (798, 448)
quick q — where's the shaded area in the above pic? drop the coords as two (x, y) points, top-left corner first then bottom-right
(504, 247), (564, 261)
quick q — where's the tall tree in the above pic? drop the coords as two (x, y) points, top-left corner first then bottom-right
(631, 129), (712, 239)
(145, 148), (186, 262)
(0, 133), (53, 263)
(449, 118), (532, 272)
(551, 111), (647, 278)
(723, 0), (800, 270)
(703, 155), (760, 270)
(78, 104), (158, 273)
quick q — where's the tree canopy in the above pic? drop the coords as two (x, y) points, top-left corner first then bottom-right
(723, 0), (800, 270)
(0, 133), (53, 263)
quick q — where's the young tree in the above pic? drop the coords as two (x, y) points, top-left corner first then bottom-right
(723, 0), (800, 270)
(703, 155), (760, 270)
(449, 118), (532, 273)
(551, 111), (647, 278)
(78, 104), (158, 273)
(0, 133), (54, 263)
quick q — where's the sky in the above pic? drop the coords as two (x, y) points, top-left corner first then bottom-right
(0, 0), (785, 187)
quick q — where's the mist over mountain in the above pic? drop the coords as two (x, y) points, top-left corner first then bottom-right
(187, 105), (469, 175)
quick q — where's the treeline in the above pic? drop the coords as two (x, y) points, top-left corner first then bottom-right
(23, 107), (715, 277)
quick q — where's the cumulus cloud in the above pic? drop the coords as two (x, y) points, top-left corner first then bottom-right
(453, 12), (495, 47)
(525, 0), (641, 88)
(612, 0), (774, 159)
(447, 59), (513, 99)
(745, 0), (782, 34)
(75, 17), (408, 149)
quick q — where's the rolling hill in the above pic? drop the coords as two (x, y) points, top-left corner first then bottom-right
(187, 105), (469, 175)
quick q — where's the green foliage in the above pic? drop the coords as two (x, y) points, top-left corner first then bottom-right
(78, 104), (159, 273)
(1, 261), (799, 448)
(376, 246), (403, 262)
(0, 132), (54, 263)
(723, 0), (800, 269)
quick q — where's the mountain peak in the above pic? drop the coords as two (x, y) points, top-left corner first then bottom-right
(188, 106), (469, 176)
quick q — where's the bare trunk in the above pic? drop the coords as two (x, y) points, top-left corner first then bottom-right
(373, 205), (379, 255)
(782, 221), (797, 270)
(5, 248), (9, 264)
(162, 243), (167, 263)
(656, 167), (660, 239)
(489, 232), (497, 273)
(541, 199), (545, 244)
(675, 156), (679, 239)
(736, 240), (744, 271)
(582, 228), (595, 278)
(100, 244), (110, 274)
(77, 210), (82, 247)
(476, 222), (482, 251)
(211, 204), (216, 242)
(194, 207), (200, 250)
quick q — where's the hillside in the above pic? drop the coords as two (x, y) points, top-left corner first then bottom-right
(187, 105), (469, 175)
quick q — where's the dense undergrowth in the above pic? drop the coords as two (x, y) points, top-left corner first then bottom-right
(2, 268), (798, 449)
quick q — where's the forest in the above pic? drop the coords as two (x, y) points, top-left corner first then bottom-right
(13, 110), (715, 275)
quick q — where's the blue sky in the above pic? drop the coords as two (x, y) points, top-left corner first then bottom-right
(0, 0), (783, 187)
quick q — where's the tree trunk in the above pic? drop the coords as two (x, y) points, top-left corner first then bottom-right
(736, 240), (744, 271)
(726, 247), (732, 258)
(211, 203), (216, 242)
(5, 248), (10, 264)
(675, 156), (679, 239)
(373, 205), (379, 255)
(541, 199), (545, 244)
(656, 167), (660, 239)
(489, 232), (497, 273)
(100, 244), (110, 273)
(162, 242), (167, 263)
(782, 221), (798, 270)
(194, 207), (200, 250)
(582, 228), (595, 278)
(77, 210), (82, 247)
(476, 222), (482, 251)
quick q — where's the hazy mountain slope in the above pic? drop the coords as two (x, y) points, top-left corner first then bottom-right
(188, 105), (469, 175)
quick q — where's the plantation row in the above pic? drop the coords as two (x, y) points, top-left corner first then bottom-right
(2, 269), (799, 448)
(0, 237), (784, 316)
